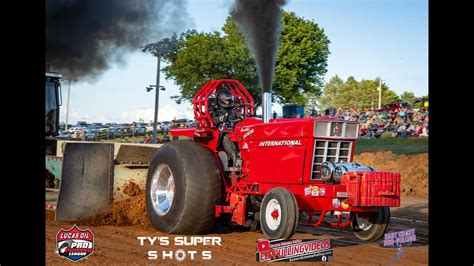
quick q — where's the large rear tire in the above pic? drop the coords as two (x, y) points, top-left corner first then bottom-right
(352, 207), (390, 241)
(260, 187), (298, 239)
(146, 140), (221, 234)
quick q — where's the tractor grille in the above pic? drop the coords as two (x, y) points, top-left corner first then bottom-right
(311, 140), (352, 180)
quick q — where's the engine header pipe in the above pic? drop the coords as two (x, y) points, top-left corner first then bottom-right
(263, 92), (272, 123)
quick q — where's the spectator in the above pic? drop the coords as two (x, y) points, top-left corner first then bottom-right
(171, 117), (177, 128)
(79, 129), (86, 141)
(406, 123), (416, 136)
(162, 134), (171, 143)
(321, 105), (428, 139)
(396, 123), (407, 138)
(399, 108), (407, 123)
(143, 134), (152, 144)
(419, 124), (428, 137)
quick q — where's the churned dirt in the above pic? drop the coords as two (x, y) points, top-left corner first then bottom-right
(46, 153), (428, 265)
(354, 152), (428, 198)
(77, 181), (150, 228)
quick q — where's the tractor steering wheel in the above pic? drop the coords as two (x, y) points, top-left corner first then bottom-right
(224, 103), (255, 126)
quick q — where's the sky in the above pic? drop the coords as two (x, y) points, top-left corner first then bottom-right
(58, 0), (428, 124)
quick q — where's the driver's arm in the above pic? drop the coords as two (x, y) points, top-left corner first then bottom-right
(211, 109), (226, 126)
(227, 107), (240, 122)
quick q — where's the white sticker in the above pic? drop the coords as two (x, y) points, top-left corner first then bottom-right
(319, 187), (326, 196)
(243, 129), (255, 139)
(240, 126), (250, 132)
(332, 198), (340, 208)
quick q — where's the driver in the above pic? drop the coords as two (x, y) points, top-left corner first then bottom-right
(210, 85), (241, 170)
(211, 85), (240, 127)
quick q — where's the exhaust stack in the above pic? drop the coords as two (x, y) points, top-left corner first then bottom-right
(263, 92), (272, 123)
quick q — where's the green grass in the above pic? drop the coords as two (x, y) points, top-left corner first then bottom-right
(355, 137), (428, 155)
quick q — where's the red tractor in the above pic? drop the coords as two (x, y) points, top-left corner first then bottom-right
(145, 79), (400, 241)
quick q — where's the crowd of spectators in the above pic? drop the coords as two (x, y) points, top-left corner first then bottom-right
(326, 105), (429, 139)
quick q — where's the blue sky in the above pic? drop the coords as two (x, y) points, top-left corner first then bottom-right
(60, 0), (428, 124)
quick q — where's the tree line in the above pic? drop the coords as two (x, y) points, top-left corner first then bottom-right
(144, 12), (425, 110)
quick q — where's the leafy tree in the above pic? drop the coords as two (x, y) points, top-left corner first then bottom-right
(157, 12), (330, 106)
(273, 12), (330, 105)
(399, 91), (416, 104)
(318, 76), (399, 110)
(318, 75), (343, 109)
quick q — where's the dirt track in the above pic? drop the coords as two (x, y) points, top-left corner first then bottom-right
(46, 152), (428, 265)
(46, 195), (428, 265)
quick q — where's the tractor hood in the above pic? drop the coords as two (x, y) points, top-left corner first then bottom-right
(234, 117), (359, 141)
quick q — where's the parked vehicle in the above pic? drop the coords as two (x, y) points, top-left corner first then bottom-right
(378, 101), (411, 112)
(56, 130), (70, 140)
(67, 126), (85, 134)
(83, 129), (96, 141)
(161, 121), (171, 132)
(133, 126), (146, 134)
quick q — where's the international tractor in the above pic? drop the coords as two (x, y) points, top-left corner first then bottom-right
(50, 79), (400, 241)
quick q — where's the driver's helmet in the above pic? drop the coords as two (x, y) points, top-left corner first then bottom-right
(216, 87), (234, 108)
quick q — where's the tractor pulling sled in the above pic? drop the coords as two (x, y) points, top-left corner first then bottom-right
(51, 79), (401, 241)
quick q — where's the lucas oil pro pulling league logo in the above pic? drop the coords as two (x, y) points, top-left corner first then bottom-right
(56, 225), (94, 262)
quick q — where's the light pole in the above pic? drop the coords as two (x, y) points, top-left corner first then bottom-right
(146, 83), (165, 144)
(142, 34), (181, 143)
(377, 79), (382, 109)
(63, 78), (77, 131)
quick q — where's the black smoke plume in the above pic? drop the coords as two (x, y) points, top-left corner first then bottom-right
(46, 0), (188, 82)
(231, 0), (287, 92)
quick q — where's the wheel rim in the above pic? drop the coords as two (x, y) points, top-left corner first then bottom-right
(150, 164), (175, 216)
(265, 199), (282, 230)
(356, 215), (373, 231)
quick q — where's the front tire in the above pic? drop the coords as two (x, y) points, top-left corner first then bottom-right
(260, 187), (298, 239)
(352, 206), (390, 241)
(146, 140), (221, 234)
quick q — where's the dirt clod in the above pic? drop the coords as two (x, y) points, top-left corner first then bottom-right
(79, 181), (150, 228)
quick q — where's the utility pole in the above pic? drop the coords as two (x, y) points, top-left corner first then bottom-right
(378, 79), (382, 109)
(152, 55), (161, 144)
(65, 79), (72, 132)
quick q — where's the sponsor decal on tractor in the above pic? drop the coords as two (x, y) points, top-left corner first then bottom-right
(259, 140), (302, 146)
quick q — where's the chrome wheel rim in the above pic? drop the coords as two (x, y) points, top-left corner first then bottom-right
(150, 164), (175, 216)
(356, 215), (373, 231)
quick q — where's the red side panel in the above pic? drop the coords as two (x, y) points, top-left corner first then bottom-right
(245, 145), (306, 184)
(230, 193), (247, 225)
(341, 171), (401, 207)
(170, 128), (196, 138)
(342, 173), (361, 206)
